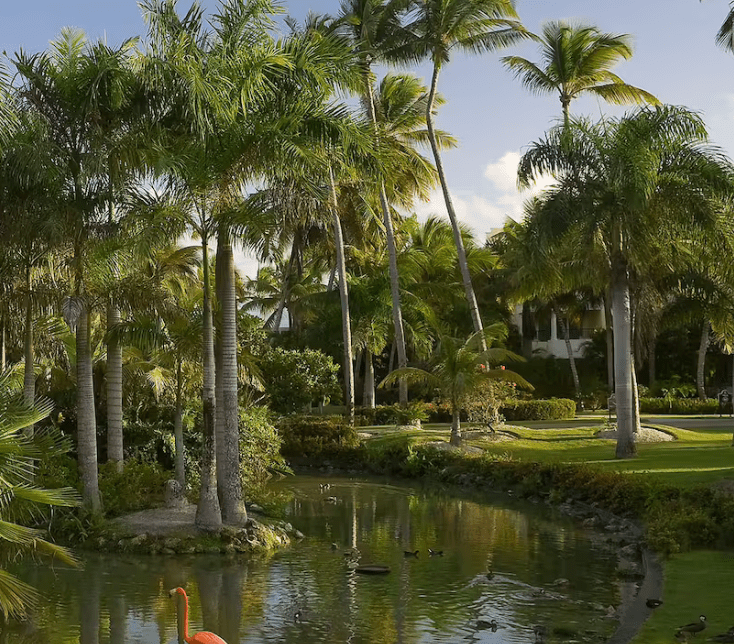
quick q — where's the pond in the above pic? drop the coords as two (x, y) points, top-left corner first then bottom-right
(4, 476), (625, 644)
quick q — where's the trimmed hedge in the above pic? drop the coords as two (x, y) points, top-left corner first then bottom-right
(277, 415), (359, 457)
(356, 403), (429, 426)
(500, 398), (576, 421)
(639, 398), (720, 415)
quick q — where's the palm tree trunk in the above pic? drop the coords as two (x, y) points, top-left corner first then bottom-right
(697, 319), (710, 400)
(23, 275), (35, 435)
(553, 303), (580, 399)
(1, 316), (5, 371)
(77, 303), (102, 510)
(363, 350), (375, 409)
(174, 358), (185, 487)
(449, 399), (461, 446)
(648, 334), (656, 390)
(631, 353), (640, 433)
(604, 292), (614, 391)
(196, 234), (222, 531)
(106, 300), (123, 471)
(426, 63), (485, 352)
(365, 75), (409, 406)
(611, 260), (637, 458)
(215, 229), (246, 525)
(329, 167), (355, 424)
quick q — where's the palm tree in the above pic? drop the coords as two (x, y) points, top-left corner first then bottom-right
(403, 0), (529, 351)
(712, 2), (734, 54)
(335, 0), (415, 405)
(12, 30), (132, 510)
(518, 106), (734, 458)
(381, 325), (529, 444)
(502, 21), (659, 126)
(0, 371), (78, 620)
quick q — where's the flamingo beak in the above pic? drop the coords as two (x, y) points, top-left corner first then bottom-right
(168, 588), (178, 598)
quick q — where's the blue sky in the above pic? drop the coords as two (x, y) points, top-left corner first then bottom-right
(3, 0), (734, 264)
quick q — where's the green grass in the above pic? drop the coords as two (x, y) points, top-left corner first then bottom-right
(363, 421), (734, 488)
(632, 551), (734, 643)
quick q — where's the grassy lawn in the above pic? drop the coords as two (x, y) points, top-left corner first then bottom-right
(362, 420), (734, 488)
(632, 551), (734, 643)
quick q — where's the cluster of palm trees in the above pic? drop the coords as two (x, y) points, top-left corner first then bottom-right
(0, 0), (534, 529)
(3, 0), (734, 556)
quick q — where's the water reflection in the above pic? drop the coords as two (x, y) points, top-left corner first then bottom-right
(3, 477), (622, 644)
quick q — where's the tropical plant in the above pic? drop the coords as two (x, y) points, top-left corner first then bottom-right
(502, 20), (659, 125)
(12, 30), (138, 510)
(335, 0), (417, 406)
(518, 106), (734, 457)
(0, 371), (78, 620)
(380, 325), (530, 444)
(402, 0), (529, 350)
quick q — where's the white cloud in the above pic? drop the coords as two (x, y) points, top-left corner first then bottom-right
(410, 150), (556, 240)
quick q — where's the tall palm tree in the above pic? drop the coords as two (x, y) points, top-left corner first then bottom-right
(502, 21), (659, 125)
(336, 0), (414, 405)
(12, 30), (130, 510)
(519, 106), (734, 458)
(403, 0), (529, 351)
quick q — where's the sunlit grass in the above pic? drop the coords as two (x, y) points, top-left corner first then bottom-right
(632, 551), (734, 643)
(364, 421), (734, 488)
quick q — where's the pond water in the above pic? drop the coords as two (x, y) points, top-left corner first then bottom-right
(4, 476), (624, 644)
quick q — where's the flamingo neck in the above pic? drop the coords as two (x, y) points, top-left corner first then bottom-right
(178, 592), (191, 643)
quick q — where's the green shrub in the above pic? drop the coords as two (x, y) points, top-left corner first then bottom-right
(277, 415), (360, 457)
(261, 348), (341, 414)
(356, 403), (430, 426)
(500, 398), (576, 421)
(98, 460), (169, 518)
(239, 406), (290, 493)
(639, 398), (719, 414)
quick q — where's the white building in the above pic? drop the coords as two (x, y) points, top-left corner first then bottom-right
(510, 303), (606, 359)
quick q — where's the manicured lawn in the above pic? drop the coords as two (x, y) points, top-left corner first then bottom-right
(632, 551), (734, 643)
(363, 420), (734, 488)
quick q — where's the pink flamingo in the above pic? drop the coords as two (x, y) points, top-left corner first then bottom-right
(169, 587), (227, 644)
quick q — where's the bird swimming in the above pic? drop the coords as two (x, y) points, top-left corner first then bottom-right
(404, 550), (419, 557)
(476, 618), (497, 631)
(428, 549), (443, 556)
(645, 598), (663, 609)
(169, 587), (228, 644)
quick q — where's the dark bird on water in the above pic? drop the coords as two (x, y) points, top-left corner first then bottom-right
(645, 598), (663, 609)
(331, 542), (338, 551)
(428, 549), (443, 556)
(485, 570), (495, 580)
(675, 615), (706, 637)
(476, 618), (497, 631)
(404, 550), (419, 557)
